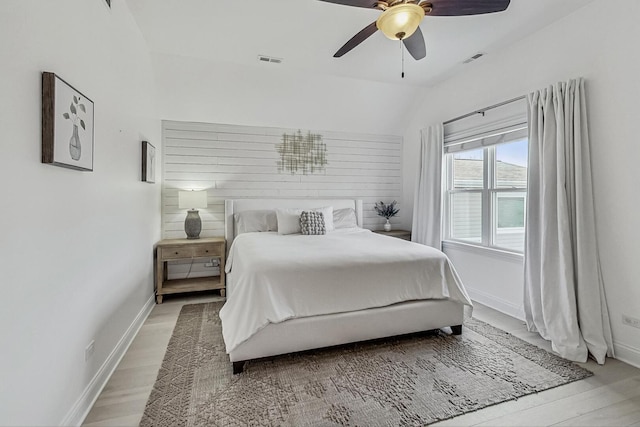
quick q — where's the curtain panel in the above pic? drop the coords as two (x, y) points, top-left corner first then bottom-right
(524, 78), (613, 364)
(412, 124), (444, 249)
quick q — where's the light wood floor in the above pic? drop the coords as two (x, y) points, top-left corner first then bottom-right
(83, 294), (640, 426)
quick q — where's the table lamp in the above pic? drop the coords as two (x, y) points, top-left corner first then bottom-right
(178, 190), (208, 239)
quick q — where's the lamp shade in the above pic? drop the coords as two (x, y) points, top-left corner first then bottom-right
(376, 3), (425, 40)
(178, 190), (208, 209)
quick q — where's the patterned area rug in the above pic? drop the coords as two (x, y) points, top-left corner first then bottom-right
(140, 302), (592, 426)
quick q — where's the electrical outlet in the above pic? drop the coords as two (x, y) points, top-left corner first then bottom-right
(85, 340), (95, 362)
(622, 315), (640, 329)
(204, 258), (219, 268)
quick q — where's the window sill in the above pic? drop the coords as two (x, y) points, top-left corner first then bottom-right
(442, 240), (524, 263)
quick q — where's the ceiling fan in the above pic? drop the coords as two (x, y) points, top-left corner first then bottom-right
(320, 0), (511, 61)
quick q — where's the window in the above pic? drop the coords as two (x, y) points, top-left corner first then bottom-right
(444, 127), (528, 253)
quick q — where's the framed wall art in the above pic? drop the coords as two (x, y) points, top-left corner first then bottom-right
(42, 72), (95, 171)
(142, 141), (156, 183)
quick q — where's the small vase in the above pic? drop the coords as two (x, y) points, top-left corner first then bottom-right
(69, 124), (81, 161)
(384, 219), (391, 231)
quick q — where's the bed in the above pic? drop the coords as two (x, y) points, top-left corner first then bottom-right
(221, 199), (472, 374)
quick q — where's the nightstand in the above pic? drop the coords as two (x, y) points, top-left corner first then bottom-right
(154, 237), (226, 303)
(374, 229), (412, 241)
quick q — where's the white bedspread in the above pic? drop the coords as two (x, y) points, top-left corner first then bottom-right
(219, 228), (472, 353)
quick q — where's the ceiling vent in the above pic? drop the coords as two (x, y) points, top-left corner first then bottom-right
(257, 55), (283, 64)
(463, 53), (484, 64)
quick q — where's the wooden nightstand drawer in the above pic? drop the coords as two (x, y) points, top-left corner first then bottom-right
(192, 244), (220, 257)
(160, 246), (193, 260)
(373, 229), (412, 241)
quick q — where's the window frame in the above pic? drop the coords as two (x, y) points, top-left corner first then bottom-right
(443, 141), (528, 254)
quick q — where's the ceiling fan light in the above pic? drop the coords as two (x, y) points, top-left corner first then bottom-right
(376, 3), (425, 40)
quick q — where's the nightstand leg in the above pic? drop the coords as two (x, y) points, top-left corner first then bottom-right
(220, 288), (226, 298)
(156, 294), (163, 304)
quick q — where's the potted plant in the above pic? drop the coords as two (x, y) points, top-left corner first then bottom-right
(374, 200), (399, 231)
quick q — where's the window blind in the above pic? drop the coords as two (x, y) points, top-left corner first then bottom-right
(444, 97), (527, 154)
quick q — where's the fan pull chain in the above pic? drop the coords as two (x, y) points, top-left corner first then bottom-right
(401, 41), (405, 78)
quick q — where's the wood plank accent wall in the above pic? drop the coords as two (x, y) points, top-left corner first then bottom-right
(162, 121), (403, 239)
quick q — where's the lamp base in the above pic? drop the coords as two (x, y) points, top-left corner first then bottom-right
(184, 209), (202, 239)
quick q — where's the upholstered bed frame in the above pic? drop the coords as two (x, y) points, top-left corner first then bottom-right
(223, 199), (464, 374)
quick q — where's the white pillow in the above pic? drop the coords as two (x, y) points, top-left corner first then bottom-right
(276, 206), (335, 235)
(276, 208), (303, 235)
(314, 206), (334, 232)
(234, 210), (277, 235)
(333, 207), (358, 229)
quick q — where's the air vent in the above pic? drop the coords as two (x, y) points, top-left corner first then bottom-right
(257, 55), (283, 64)
(463, 53), (484, 64)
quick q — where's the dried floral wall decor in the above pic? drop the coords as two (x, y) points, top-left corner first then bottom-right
(276, 130), (327, 175)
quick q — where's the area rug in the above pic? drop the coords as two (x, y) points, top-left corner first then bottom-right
(140, 302), (592, 426)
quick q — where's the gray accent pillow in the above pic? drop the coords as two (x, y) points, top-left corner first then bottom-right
(300, 211), (326, 235)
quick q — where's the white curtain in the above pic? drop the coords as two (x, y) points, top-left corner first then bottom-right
(412, 124), (444, 249)
(524, 78), (613, 364)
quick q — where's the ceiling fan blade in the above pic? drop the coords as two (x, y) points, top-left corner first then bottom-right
(317, 0), (379, 9)
(425, 0), (510, 16)
(334, 22), (378, 57)
(403, 27), (426, 60)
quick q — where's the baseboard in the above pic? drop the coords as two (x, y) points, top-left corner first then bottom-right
(466, 286), (525, 321)
(60, 294), (156, 427)
(613, 340), (640, 369)
(468, 288), (640, 368)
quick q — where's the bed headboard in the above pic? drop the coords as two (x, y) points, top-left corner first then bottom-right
(224, 199), (363, 243)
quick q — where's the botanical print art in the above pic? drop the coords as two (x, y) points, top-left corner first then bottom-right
(63, 94), (87, 161)
(52, 75), (94, 170)
(142, 141), (156, 183)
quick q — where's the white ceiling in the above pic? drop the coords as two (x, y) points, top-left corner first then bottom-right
(127, 0), (594, 87)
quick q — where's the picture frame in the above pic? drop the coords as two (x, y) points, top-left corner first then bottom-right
(42, 72), (95, 171)
(142, 141), (156, 183)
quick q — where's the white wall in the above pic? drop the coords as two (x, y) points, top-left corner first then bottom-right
(151, 52), (423, 228)
(402, 1), (640, 366)
(444, 244), (525, 320)
(152, 52), (426, 138)
(0, 1), (160, 425)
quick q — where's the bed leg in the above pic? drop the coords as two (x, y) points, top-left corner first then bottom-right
(232, 361), (245, 375)
(451, 325), (462, 335)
